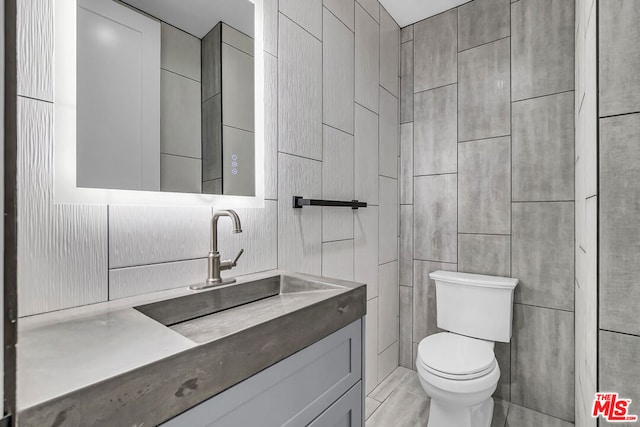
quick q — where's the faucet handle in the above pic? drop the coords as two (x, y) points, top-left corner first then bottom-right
(232, 249), (244, 266)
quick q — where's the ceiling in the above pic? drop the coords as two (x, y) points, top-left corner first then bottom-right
(379, 0), (472, 28)
(121, 0), (254, 38)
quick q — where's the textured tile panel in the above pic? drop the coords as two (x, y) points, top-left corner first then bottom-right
(378, 177), (398, 264)
(378, 261), (399, 352)
(380, 7), (400, 97)
(355, 104), (379, 205)
(279, 0), (323, 40)
(323, 126), (355, 242)
(322, 240), (355, 281)
(109, 206), (211, 268)
(355, 206), (379, 300)
(17, 0), (53, 101)
(400, 123), (413, 204)
(458, 0), (510, 51)
(414, 84), (457, 176)
(379, 88), (399, 179)
(277, 153), (322, 275)
(323, 8), (355, 134)
(355, 4), (380, 113)
(458, 234), (510, 277)
(458, 137), (511, 235)
(412, 260), (456, 342)
(414, 175), (457, 263)
(17, 98), (108, 316)
(512, 202), (574, 311)
(511, 304), (575, 422)
(278, 14), (323, 160)
(413, 9), (457, 92)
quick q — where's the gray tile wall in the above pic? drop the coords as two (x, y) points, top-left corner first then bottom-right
(596, 1), (640, 426)
(399, 0), (575, 421)
(17, 0), (400, 396)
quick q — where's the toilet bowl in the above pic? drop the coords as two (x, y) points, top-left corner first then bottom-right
(416, 332), (500, 427)
(416, 271), (518, 427)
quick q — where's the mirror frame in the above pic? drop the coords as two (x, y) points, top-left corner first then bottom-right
(54, 0), (265, 207)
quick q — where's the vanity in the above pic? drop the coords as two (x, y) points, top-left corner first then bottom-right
(17, 271), (366, 426)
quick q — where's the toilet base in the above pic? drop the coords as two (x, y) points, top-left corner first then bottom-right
(427, 397), (494, 427)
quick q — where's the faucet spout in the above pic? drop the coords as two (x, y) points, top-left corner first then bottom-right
(211, 209), (243, 252)
(190, 209), (244, 290)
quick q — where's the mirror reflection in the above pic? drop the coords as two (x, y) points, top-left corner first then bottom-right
(77, 0), (256, 196)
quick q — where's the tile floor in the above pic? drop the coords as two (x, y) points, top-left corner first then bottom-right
(365, 367), (574, 427)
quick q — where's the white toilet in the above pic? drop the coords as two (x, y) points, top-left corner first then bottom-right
(416, 270), (518, 427)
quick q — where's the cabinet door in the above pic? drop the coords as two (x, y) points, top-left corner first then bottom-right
(161, 320), (362, 427)
(309, 382), (363, 427)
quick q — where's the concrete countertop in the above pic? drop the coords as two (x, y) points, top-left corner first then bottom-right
(16, 270), (366, 427)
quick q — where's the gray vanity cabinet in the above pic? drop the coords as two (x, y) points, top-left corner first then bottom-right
(161, 319), (364, 427)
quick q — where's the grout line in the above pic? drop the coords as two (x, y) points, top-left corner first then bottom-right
(355, 100), (379, 116)
(323, 5), (354, 35)
(511, 89), (575, 104)
(512, 200), (575, 203)
(160, 67), (201, 84)
(413, 81), (457, 96)
(277, 151), (323, 163)
(458, 133), (511, 144)
(458, 232), (511, 237)
(600, 329), (640, 339)
(413, 172), (457, 178)
(514, 301), (575, 313)
(599, 110), (640, 120)
(457, 35), (511, 54)
(17, 94), (53, 104)
(111, 257), (208, 271)
(322, 121), (354, 137)
(278, 10), (322, 43)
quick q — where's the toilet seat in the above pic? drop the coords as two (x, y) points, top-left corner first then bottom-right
(417, 333), (496, 380)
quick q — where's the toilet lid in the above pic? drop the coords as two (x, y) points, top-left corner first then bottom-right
(418, 333), (496, 380)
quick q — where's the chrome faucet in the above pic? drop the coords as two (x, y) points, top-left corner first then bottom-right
(190, 210), (244, 290)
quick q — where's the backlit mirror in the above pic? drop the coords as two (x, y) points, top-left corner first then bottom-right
(54, 0), (264, 206)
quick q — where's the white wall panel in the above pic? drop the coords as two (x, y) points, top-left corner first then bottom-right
(108, 206), (211, 268)
(17, 0), (53, 101)
(17, 98), (108, 316)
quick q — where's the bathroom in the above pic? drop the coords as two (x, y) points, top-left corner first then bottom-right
(0, 0), (637, 425)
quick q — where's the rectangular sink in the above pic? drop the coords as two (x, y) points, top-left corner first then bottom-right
(135, 274), (344, 327)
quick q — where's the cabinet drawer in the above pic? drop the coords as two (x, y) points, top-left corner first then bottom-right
(162, 319), (362, 427)
(309, 382), (363, 427)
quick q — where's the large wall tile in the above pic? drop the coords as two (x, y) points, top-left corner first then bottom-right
(278, 153), (322, 275)
(378, 341), (399, 383)
(512, 92), (574, 202)
(380, 7), (400, 97)
(414, 84), (457, 175)
(400, 123), (413, 204)
(399, 205), (413, 286)
(365, 298), (379, 394)
(161, 23), (201, 82)
(221, 43), (255, 132)
(599, 331), (640, 418)
(458, 0), (510, 52)
(413, 9), (457, 92)
(216, 201), (279, 278)
(357, 0), (379, 22)
(399, 286), (413, 368)
(401, 25), (413, 43)
(378, 261), (399, 352)
(506, 403), (574, 427)
(322, 240), (355, 281)
(17, 98), (108, 316)
(355, 206), (379, 300)
(202, 95), (222, 182)
(511, 0), (574, 101)
(512, 202), (574, 311)
(263, 0), (278, 56)
(600, 114), (640, 336)
(599, 0), (640, 117)
(412, 260), (456, 342)
(17, 0), (53, 101)
(458, 137), (511, 234)
(324, 0), (355, 31)
(494, 342), (511, 401)
(264, 53), (278, 200)
(323, 8), (355, 134)
(202, 24), (221, 102)
(109, 259), (207, 300)
(379, 177), (399, 264)
(279, 0), (323, 40)
(109, 206), (211, 268)
(323, 126), (355, 242)
(355, 4), (380, 113)
(379, 88), (399, 178)
(458, 234), (510, 277)
(458, 38), (510, 141)
(355, 104), (379, 205)
(400, 41), (414, 124)
(511, 304), (574, 422)
(278, 14), (322, 160)
(160, 70), (202, 159)
(414, 174), (457, 263)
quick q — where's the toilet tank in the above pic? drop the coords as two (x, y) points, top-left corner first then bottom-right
(429, 271), (518, 343)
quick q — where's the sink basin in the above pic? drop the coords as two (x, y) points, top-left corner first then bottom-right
(135, 273), (345, 327)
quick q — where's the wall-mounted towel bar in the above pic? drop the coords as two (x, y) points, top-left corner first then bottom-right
(292, 196), (367, 210)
